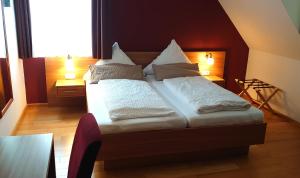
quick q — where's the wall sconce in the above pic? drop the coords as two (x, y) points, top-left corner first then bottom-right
(196, 52), (215, 76)
(65, 54), (75, 79)
(206, 53), (214, 65)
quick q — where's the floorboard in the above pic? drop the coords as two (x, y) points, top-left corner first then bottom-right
(13, 105), (300, 178)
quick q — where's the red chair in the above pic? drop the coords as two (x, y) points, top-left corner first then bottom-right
(68, 113), (102, 178)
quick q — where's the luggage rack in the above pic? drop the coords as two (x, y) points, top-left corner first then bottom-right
(235, 78), (281, 113)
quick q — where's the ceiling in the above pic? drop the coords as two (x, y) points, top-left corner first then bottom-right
(219, 0), (300, 60)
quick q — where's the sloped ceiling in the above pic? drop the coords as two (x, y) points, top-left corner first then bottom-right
(219, 0), (300, 59)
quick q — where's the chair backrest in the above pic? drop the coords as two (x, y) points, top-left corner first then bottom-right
(68, 113), (102, 178)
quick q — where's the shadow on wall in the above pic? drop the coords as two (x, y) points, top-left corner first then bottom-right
(248, 87), (294, 118)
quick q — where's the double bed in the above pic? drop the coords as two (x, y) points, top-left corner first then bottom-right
(85, 51), (266, 169)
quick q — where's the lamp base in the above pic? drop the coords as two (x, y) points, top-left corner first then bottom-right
(201, 70), (210, 76)
(65, 73), (76, 80)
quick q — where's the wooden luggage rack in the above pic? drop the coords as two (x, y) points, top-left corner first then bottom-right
(235, 78), (281, 113)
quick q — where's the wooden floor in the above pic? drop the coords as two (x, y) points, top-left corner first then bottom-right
(14, 105), (300, 178)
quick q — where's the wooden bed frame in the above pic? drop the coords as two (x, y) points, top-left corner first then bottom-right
(98, 123), (266, 169)
(94, 51), (267, 169)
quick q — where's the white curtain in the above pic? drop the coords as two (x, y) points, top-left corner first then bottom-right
(0, 3), (6, 59)
(30, 0), (92, 57)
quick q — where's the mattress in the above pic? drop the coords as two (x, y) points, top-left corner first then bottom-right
(86, 81), (187, 134)
(146, 75), (264, 127)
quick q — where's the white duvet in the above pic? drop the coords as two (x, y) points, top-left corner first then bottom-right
(163, 77), (250, 113)
(98, 79), (175, 121)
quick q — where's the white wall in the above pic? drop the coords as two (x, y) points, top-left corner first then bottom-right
(247, 49), (300, 122)
(219, 0), (300, 60)
(0, 5), (27, 136)
(219, 0), (300, 122)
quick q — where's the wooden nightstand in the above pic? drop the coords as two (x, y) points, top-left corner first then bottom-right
(203, 75), (225, 87)
(55, 79), (86, 97)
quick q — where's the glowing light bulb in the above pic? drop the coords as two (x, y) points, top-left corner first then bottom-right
(65, 54), (75, 79)
(207, 57), (214, 65)
(206, 53), (214, 65)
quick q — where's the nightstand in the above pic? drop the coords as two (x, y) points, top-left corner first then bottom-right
(55, 79), (86, 97)
(203, 75), (225, 87)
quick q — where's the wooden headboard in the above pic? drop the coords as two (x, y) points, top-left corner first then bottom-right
(126, 51), (226, 78)
(45, 51), (225, 106)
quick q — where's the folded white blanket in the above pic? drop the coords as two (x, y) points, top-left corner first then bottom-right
(98, 79), (175, 121)
(163, 77), (250, 113)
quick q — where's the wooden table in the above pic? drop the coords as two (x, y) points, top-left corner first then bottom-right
(55, 79), (86, 97)
(0, 134), (56, 178)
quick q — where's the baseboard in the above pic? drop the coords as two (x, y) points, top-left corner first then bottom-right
(10, 105), (27, 136)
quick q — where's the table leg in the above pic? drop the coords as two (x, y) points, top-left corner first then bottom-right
(48, 140), (56, 178)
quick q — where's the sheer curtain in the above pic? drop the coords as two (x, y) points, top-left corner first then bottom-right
(29, 0), (91, 57)
(0, 3), (6, 58)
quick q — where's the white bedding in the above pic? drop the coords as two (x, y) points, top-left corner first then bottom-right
(98, 79), (175, 121)
(147, 75), (264, 127)
(86, 80), (187, 134)
(163, 77), (251, 113)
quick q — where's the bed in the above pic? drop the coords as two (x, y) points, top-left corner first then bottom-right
(86, 51), (266, 169)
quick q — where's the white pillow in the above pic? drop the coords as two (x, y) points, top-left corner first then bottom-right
(111, 42), (135, 65)
(143, 39), (191, 75)
(94, 42), (135, 65)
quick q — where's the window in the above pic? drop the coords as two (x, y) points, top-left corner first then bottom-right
(29, 0), (91, 57)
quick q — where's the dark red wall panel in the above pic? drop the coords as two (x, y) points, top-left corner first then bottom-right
(23, 58), (47, 103)
(102, 0), (248, 92)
